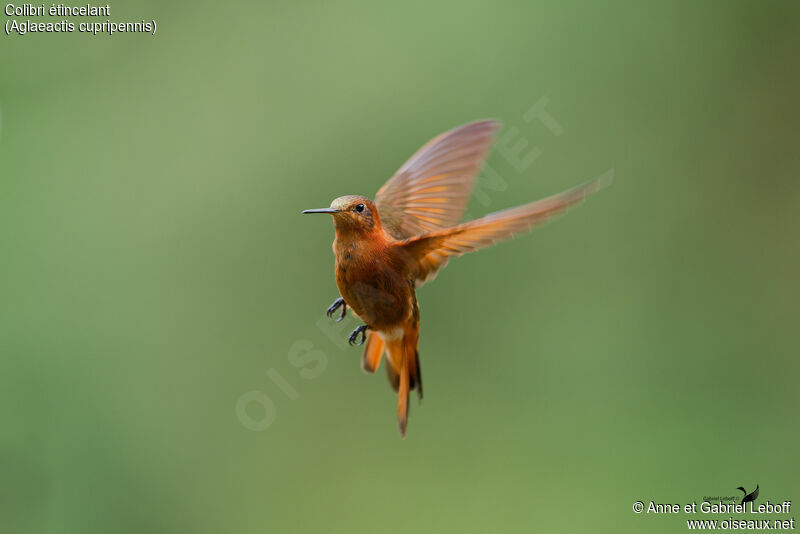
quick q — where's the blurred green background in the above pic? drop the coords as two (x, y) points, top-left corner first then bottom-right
(1, 1), (798, 532)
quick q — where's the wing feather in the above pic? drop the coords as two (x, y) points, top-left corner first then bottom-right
(375, 120), (501, 239)
(391, 174), (611, 283)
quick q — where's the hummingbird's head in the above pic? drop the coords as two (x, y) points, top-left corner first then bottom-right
(302, 195), (381, 233)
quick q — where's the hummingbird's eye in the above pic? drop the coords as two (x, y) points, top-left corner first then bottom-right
(354, 203), (365, 213)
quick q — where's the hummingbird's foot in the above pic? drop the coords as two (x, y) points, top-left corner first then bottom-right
(348, 325), (369, 346)
(326, 298), (346, 322)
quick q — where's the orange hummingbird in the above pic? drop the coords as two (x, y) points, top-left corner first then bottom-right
(303, 119), (607, 437)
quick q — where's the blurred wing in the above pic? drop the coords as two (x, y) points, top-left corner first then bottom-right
(391, 174), (611, 284)
(375, 120), (500, 240)
(750, 486), (759, 501)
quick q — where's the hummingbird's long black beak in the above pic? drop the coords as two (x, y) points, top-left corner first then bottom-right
(302, 208), (339, 214)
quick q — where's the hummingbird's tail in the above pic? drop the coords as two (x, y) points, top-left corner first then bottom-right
(383, 329), (422, 437)
(364, 331), (422, 402)
(384, 338), (422, 396)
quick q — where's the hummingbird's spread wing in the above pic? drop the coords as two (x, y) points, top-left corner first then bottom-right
(391, 175), (610, 284)
(375, 119), (500, 240)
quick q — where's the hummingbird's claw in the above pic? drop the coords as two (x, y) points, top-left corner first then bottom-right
(326, 298), (346, 322)
(348, 325), (368, 346)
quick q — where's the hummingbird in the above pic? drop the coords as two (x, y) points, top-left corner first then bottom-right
(303, 119), (607, 437)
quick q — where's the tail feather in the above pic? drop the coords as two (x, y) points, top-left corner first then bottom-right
(384, 335), (401, 391)
(397, 348), (409, 437)
(362, 332), (384, 373)
(383, 329), (421, 438)
(383, 336), (422, 398)
(386, 349), (422, 400)
(386, 359), (400, 391)
(383, 337), (406, 436)
(407, 346), (422, 400)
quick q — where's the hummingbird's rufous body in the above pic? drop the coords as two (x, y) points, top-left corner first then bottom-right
(303, 120), (607, 437)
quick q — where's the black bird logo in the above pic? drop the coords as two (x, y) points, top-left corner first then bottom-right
(737, 484), (759, 505)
